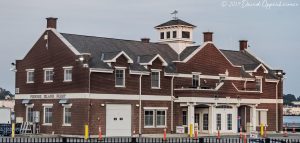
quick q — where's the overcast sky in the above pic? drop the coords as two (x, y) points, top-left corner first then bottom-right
(0, 0), (299, 96)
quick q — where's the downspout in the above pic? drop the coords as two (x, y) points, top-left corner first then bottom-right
(171, 76), (175, 133)
(275, 80), (279, 132)
(88, 69), (91, 136)
(139, 74), (143, 136)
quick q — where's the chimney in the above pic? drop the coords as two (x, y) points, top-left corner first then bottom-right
(46, 17), (58, 29)
(203, 32), (213, 42)
(141, 38), (150, 43)
(239, 40), (248, 51)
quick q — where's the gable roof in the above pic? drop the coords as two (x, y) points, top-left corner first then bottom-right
(179, 45), (199, 61)
(60, 33), (178, 71)
(155, 19), (196, 28)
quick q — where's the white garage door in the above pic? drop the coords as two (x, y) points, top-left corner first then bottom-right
(106, 104), (131, 137)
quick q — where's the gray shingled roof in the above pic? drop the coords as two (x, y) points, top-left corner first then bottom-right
(155, 19), (196, 28)
(180, 45), (199, 61)
(60, 33), (178, 72)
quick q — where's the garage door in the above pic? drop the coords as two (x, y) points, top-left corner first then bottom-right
(106, 104), (131, 137)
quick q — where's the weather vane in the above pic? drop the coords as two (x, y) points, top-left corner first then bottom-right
(171, 10), (178, 20)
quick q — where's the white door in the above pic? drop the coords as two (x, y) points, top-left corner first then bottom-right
(106, 104), (131, 136)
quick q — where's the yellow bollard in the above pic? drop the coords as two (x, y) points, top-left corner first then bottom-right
(189, 124), (193, 138)
(260, 123), (264, 137)
(84, 125), (89, 140)
(11, 123), (15, 138)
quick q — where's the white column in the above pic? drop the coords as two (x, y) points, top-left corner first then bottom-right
(187, 103), (195, 135)
(250, 105), (257, 131)
(232, 105), (238, 133)
(208, 105), (215, 134)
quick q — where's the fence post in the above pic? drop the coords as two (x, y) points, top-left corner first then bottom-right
(198, 138), (204, 143)
(131, 137), (137, 143)
(265, 138), (270, 143)
(62, 137), (67, 143)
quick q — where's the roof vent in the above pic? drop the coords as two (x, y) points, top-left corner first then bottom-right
(141, 38), (150, 43)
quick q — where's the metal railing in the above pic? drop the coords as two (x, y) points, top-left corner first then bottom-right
(0, 137), (300, 143)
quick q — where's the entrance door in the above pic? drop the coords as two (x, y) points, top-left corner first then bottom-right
(106, 104), (131, 136)
(215, 105), (236, 133)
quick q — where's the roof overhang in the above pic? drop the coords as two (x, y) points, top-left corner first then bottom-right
(103, 51), (133, 64)
(246, 63), (268, 74)
(139, 54), (168, 66)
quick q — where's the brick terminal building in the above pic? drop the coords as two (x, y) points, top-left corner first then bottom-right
(14, 17), (284, 136)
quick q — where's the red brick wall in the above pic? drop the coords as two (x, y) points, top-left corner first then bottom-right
(15, 30), (89, 94)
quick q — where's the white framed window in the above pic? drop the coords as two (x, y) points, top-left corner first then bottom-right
(151, 70), (160, 88)
(25, 104), (34, 123)
(227, 114), (232, 130)
(256, 109), (268, 126)
(63, 67), (73, 82)
(255, 77), (263, 92)
(43, 68), (54, 83)
(43, 104), (53, 125)
(192, 74), (200, 88)
(144, 110), (154, 127)
(144, 107), (167, 128)
(63, 104), (72, 126)
(115, 68), (125, 87)
(156, 110), (166, 127)
(182, 111), (187, 126)
(26, 69), (35, 83)
(216, 114), (222, 130)
(203, 113), (209, 130)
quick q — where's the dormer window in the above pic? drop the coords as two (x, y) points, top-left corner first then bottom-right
(160, 32), (164, 39)
(173, 31), (177, 38)
(166, 31), (170, 39)
(115, 67), (125, 87)
(192, 74), (200, 88)
(151, 70), (160, 89)
(182, 31), (190, 38)
(255, 77), (262, 92)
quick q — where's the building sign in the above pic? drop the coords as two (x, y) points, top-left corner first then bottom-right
(29, 94), (66, 99)
(176, 126), (185, 134)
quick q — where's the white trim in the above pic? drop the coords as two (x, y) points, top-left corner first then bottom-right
(140, 54), (168, 66)
(151, 70), (161, 89)
(43, 68), (54, 83)
(180, 42), (241, 68)
(103, 51), (133, 63)
(63, 106), (72, 126)
(90, 68), (113, 73)
(114, 66), (127, 69)
(165, 73), (255, 81)
(143, 107), (168, 110)
(63, 66), (73, 69)
(175, 97), (283, 104)
(265, 79), (279, 83)
(129, 70), (150, 75)
(43, 105), (53, 126)
(256, 109), (269, 111)
(43, 67), (54, 70)
(144, 109), (155, 128)
(47, 28), (81, 55)
(115, 68), (125, 87)
(232, 83), (261, 93)
(42, 104), (53, 107)
(15, 93), (172, 101)
(244, 49), (273, 69)
(63, 68), (72, 82)
(26, 69), (35, 71)
(26, 70), (35, 83)
(246, 64), (268, 74)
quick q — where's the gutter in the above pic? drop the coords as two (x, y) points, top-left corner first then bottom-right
(139, 74), (143, 136)
(171, 76), (175, 133)
(275, 80), (279, 132)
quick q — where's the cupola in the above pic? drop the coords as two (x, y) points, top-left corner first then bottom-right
(155, 18), (196, 54)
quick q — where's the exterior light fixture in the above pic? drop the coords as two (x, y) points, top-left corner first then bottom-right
(79, 56), (84, 62)
(136, 104), (140, 107)
(101, 104), (105, 107)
